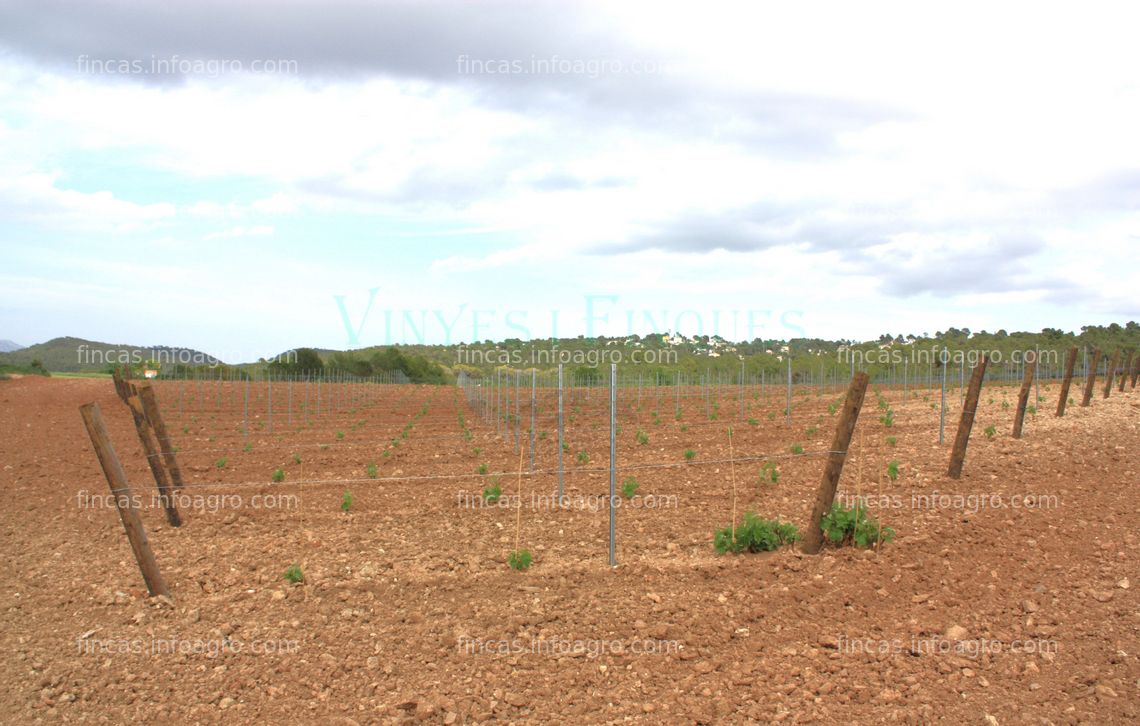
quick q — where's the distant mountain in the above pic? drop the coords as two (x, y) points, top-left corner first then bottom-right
(0, 336), (223, 372)
(0, 339), (24, 353)
(3, 322), (1138, 376)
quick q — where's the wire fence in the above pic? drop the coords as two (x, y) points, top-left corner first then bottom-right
(78, 340), (1140, 577)
(145, 344), (1108, 425)
(133, 353), (1074, 480)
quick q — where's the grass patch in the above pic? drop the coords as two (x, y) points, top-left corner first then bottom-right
(759, 462), (778, 484)
(483, 477), (502, 503)
(620, 476), (639, 498)
(284, 563), (304, 584)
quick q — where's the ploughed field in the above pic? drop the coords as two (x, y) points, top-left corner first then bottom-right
(0, 374), (1136, 724)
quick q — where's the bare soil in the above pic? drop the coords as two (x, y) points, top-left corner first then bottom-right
(0, 375), (1136, 724)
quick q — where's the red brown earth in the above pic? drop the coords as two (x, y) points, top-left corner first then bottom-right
(0, 374), (1137, 724)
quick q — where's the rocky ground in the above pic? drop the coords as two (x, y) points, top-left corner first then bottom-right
(0, 374), (1136, 724)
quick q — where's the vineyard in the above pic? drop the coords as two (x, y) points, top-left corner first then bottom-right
(0, 356), (1137, 724)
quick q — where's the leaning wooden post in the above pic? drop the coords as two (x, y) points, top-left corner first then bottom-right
(125, 395), (182, 527)
(138, 383), (187, 491)
(121, 366), (134, 400)
(111, 368), (130, 402)
(801, 371), (869, 555)
(79, 403), (171, 598)
(1117, 351), (1132, 393)
(1102, 350), (1120, 399)
(1055, 346), (1078, 417)
(1011, 351), (1036, 439)
(1131, 351), (1140, 390)
(1080, 349), (1102, 407)
(948, 354), (989, 479)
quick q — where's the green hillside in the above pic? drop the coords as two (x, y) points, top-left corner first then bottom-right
(5, 322), (1137, 380)
(0, 336), (222, 373)
(337, 322), (1140, 379)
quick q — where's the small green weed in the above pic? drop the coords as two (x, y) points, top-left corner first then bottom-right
(284, 563), (304, 584)
(483, 478), (502, 503)
(508, 550), (532, 570)
(759, 462), (778, 484)
(621, 476), (639, 498)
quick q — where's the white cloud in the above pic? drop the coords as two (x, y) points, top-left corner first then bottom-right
(0, 171), (175, 231)
(1, 1), (1138, 350)
(204, 224), (275, 240)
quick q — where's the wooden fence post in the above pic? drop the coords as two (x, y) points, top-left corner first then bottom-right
(1012, 352), (1037, 439)
(111, 368), (130, 403)
(1055, 347), (1078, 417)
(138, 383), (187, 491)
(801, 372), (869, 555)
(1080, 349), (1102, 407)
(1131, 350), (1140, 390)
(79, 403), (171, 598)
(948, 354), (989, 479)
(1117, 351), (1132, 393)
(1102, 350), (1120, 399)
(125, 395), (182, 527)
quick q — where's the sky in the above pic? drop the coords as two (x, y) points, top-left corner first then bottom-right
(0, 0), (1137, 363)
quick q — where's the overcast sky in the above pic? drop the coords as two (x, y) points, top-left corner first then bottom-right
(1, 0), (1137, 361)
